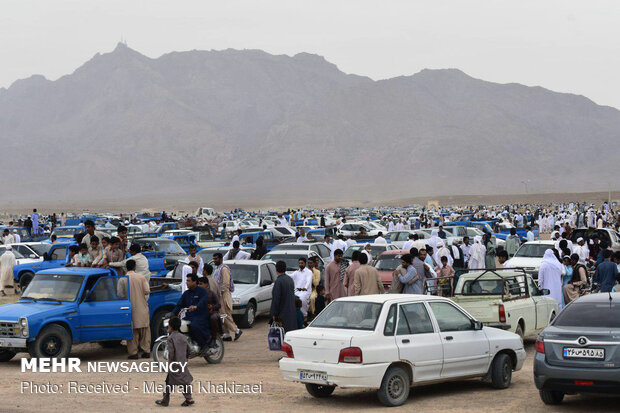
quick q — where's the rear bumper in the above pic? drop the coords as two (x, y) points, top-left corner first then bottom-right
(485, 323), (512, 330)
(534, 353), (620, 393)
(279, 358), (390, 389)
(0, 337), (27, 350)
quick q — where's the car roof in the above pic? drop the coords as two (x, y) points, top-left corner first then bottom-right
(335, 294), (452, 304)
(379, 249), (410, 255)
(37, 267), (112, 277)
(573, 292), (620, 304)
(265, 250), (314, 256)
(521, 240), (556, 245)
(224, 259), (273, 266)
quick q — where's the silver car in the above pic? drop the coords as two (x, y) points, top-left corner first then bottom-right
(229, 260), (276, 328)
(533, 293), (620, 404)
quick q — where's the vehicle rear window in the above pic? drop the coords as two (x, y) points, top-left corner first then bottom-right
(310, 301), (383, 331)
(553, 302), (620, 328)
(514, 244), (551, 258)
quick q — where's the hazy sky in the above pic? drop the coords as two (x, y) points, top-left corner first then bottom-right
(2, 0), (620, 107)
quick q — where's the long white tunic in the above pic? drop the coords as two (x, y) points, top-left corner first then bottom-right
(538, 250), (564, 309)
(291, 268), (313, 316)
(0, 251), (17, 290)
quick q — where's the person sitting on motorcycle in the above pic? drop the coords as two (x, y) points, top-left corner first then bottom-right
(198, 274), (221, 347)
(171, 273), (211, 353)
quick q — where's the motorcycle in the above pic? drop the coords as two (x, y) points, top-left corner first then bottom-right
(152, 308), (225, 364)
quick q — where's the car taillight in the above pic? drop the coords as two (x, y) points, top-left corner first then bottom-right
(498, 304), (506, 323)
(281, 342), (294, 358)
(574, 380), (594, 386)
(535, 338), (545, 354)
(338, 347), (363, 363)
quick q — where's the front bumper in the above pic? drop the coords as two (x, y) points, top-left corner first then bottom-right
(279, 358), (390, 389)
(533, 353), (620, 393)
(0, 337), (27, 349)
(514, 348), (527, 371)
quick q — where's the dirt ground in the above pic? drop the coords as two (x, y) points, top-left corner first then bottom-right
(1, 313), (619, 413)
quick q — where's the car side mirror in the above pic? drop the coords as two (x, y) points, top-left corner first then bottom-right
(260, 279), (272, 287)
(43, 252), (50, 260)
(472, 320), (483, 330)
(541, 289), (550, 296)
(29, 254), (37, 259)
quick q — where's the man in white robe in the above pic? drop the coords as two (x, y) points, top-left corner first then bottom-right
(538, 249), (564, 309)
(290, 258), (313, 316)
(0, 246), (17, 296)
(468, 236), (486, 269)
(434, 241), (453, 267)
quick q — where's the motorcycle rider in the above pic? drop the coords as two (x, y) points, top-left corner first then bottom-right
(170, 273), (211, 354)
(198, 274), (221, 347)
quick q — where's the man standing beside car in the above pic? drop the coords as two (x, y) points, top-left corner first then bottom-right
(353, 253), (385, 296)
(505, 228), (520, 258)
(325, 249), (348, 302)
(118, 259), (151, 359)
(213, 253), (242, 341)
(270, 260), (298, 332)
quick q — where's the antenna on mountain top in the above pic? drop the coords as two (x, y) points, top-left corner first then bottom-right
(119, 35), (127, 46)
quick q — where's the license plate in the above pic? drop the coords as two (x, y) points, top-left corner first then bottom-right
(563, 347), (605, 360)
(299, 370), (328, 383)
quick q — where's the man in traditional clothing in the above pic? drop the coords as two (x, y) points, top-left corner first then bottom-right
(353, 253), (385, 295)
(468, 236), (486, 269)
(270, 260), (298, 332)
(12, 230), (21, 244)
(1, 230), (15, 245)
(81, 220), (108, 248)
(574, 237), (589, 265)
(171, 273), (211, 352)
(433, 240), (453, 267)
(290, 258), (313, 316)
(110, 244), (151, 281)
(186, 245), (204, 274)
(31, 209), (40, 236)
(0, 246), (17, 296)
(212, 253), (242, 341)
(505, 228), (520, 258)
(343, 250), (360, 296)
(563, 254), (587, 305)
(223, 241), (250, 260)
(330, 235), (348, 260)
(325, 249), (348, 302)
(118, 259), (151, 359)
(307, 257), (322, 317)
(538, 249), (564, 309)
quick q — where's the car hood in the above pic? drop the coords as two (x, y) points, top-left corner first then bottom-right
(504, 257), (541, 269)
(15, 258), (41, 266)
(232, 284), (258, 296)
(0, 301), (74, 321)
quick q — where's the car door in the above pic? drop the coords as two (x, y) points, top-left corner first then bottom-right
(527, 276), (550, 330)
(428, 301), (490, 378)
(394, 302), (444, 383)
(316, 244), (332, 265)
(78, 276), (133, 342)
(41, 245), (67, 270)
(257, 264), (274, 314)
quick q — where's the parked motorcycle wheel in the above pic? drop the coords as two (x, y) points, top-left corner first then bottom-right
(152, 338), (169, 362)
(204, 336), (225, 364)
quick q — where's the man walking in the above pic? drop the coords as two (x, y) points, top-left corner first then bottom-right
(118, 259), (151, 359)
(270, 260), (298, 332)
(213, 253), (242, 341)
(353, 253), (385, 295)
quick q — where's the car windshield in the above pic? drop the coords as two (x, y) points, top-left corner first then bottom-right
(553, 302), (620, 328)
(311, 301), (383, 330)
(262, 254), (306, 271)
(273, 244), (309, 251)
(514, 244), (552, 258)
(227, 264), (258, 284)
(374, 255), (402, 271)
(0, 248), (25, 259)
(21, 274), (84, 302)
(343, 245), (363, 258)
(53, 227), (78, 236)
(152, 240), (185, 255)
(274, 227), (293, 235)
(28, 243), (52, 256)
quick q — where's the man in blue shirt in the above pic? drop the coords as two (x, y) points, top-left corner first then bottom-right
(593, 249), (619, 293)
(526, 226), (535, 242)
(172, 273), (211, 352)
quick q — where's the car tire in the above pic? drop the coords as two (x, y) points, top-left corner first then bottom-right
(305, 383), (335, 398)
(150, 309), (170, 346)
(377, 366), (410, 407)
(515, 324), (524, 345)
(239, 301), (256, 329)
(19, 271), (35, 291)
(539, 389), (564, 405)
(490, 353), (512, 389)
(0, 350), (16, 362)
(28, 324), (72, 359)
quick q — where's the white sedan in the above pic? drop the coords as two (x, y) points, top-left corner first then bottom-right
(279, 295), (525, 407)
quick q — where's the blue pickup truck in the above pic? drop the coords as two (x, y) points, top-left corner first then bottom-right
(12, 241), (169, 291)
(0, 268), (181, 361)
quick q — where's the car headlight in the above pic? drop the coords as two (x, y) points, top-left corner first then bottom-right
(232, 297), (240, 304)
(18, 317), (28, 338)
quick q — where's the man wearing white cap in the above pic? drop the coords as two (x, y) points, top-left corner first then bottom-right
(574, 237), (589, 265)
(0, 245), (17, 296)
(12, 229), (21, 244)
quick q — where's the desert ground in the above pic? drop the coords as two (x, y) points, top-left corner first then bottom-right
(0, 302), (618, 413)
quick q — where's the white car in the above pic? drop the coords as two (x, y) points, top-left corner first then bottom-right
(8, 242), (51, 261)
(261, 250), (325, 275)
(504, 240), (557, 278)
(271, 242), (333, 265)
(227, 260), (276, 328)
(337, 222), (380, 237)
(386, 230), (429, 248)
(0, 245), (42, 266)
(280, 294), (526, 407)
(218, 220), (240, 236)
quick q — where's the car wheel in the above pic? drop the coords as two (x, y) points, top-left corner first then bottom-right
(0, 350), (16, 362)
(28, 324), (72, 359)
(549, 312), (556, 322)
(515, 324), (524, 345)
(239, 301), (256, 329)
(490, 353), (512, 389)
(305, 383), (335, 398)
(19, 271), (35, 291)
(539, 389), (564, 405)
(377, 366), (410, 407)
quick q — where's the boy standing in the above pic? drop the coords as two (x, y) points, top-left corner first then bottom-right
(156, 317), (195, 407)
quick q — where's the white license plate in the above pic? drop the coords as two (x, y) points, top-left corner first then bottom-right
(299, 370), (328, 383)
(563, 347), (605, 360)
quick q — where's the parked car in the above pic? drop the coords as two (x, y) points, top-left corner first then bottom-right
(268, 226), (297, 239)
(198, 246), (255, 264)
(226, 260), (276, 328)
(451, 269), (558, 342)
(279, 294), (526, 406)
(503, 241), (557, 279)
(49, 225), (85, 242)
(131, 237), (186, 272)
(569, 228), (620, 253)
(0, 267), (181, 361)
(261, 250), (325, 275)
(386, 230), (429, 248)
(337, 222), (380, 237)
(344, 244), (399, 262)
(9, 241), (75, 290)
(271, 242), (332, 264)
(533, 293), (620, 404)
(372, 249), (410, 289)
(9, 242), (51, 261)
